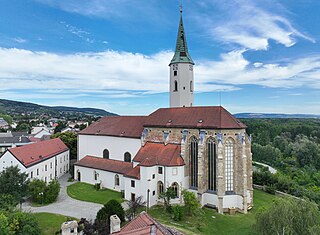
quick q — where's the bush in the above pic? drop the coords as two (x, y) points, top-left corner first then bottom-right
(94, 183), (101, 191)
(44, 180), (60, 203)
(0, 194), (18, 211)
(28, 179), (60, 204)
(182, 190), (201, 216)
(96, 199), (125, 223)
(172, 205), (183, 221)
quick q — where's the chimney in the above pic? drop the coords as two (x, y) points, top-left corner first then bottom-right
(110, 214), (121, 234)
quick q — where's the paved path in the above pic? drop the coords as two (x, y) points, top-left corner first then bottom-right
(253, 161), (277, 174)
(22, 174), (103, 220)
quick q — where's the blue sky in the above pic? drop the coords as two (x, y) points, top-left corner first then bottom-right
(0, 0), (320, 115)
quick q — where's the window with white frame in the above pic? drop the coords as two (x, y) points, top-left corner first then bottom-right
(225, 139), (234, 192)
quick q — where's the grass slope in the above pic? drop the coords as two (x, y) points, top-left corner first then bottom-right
(34, 212), (77, 235)
(148, 190), (276, 235)
(67, 182), (123, 205)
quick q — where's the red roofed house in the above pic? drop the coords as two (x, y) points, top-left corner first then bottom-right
(0, 138), (69, 182)
(75, 9), (253, 214)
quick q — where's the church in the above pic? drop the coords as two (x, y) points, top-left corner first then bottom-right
(74, 9), (253, 214)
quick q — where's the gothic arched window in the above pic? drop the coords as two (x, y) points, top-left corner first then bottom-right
(171, 182), (179, 198)
(157, 181), (164, 195)
(190, 136), (198, 189)
(124, 152), (131, 162)
(115, 174), (120, 186)
(174, 80), (178, 91)
(207, 138), (216, 191)
(103, 149), (109, 159)
(225, 139), (234, 192)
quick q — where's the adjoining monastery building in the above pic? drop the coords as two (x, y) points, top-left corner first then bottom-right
(75, 9), (253, 213)
(1, 138), (69, 182)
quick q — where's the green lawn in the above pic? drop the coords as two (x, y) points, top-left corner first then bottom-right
(148, 190), (277, 235)
(34, 212), (77, 235)
(67, 182), (123, 204)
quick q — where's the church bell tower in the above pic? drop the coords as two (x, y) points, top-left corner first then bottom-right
(169, 7), (194, 108)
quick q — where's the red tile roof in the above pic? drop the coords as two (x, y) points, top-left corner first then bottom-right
(74, 156), (133, 174)
(124, 165), (140, 180)
(115, 211), (184, 235)
(79, 116), (148, 139)
(79, 106), (245, 138)
(133, 142), (184, 167)
(145, 106), (246, 129)
(8, 138), (68, 168)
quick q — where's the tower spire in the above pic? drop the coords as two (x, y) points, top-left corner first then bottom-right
(170, 6), (194, 65)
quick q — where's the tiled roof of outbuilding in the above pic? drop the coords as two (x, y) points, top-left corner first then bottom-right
(115, 211), (184, 235)
(79, 116), (147, 139)
(7, 138), (68, 168)
(74, 156), (133, 174)
(124, 165), (140, 180)
(133, 142), (184, 167)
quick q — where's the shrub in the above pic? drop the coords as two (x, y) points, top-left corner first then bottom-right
(96, 199), (125, 223)
(94, 183), (101, 191)
(28, 179), (60, 204)
(172, 205), (183, 221)
(0, 194), (18, 211)
(28, 179), (47, 204)
(44, 180), (60, 203)
(182, 190), (201, 216)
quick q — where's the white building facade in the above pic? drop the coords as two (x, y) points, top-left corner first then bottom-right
(0, 138), (69, 182)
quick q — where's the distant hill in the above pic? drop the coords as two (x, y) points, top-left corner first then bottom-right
(235, 113), (320, 119)
(0, 99), (117, 117)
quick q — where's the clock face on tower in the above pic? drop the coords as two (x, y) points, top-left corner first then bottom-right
(189, 65), (193, 71)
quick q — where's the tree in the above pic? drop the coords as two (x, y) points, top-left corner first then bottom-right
(96, 199), (125, 224)
(182, 190), (201, 216)
(0, 166), (28, 202)
(0, 194), (18, 211)
(15, 122), (31, 132)
(44, 180), (60, 203)
(126, 196), (145, 220)
(51, 132), (77, 159)
(159, 187), (176, 212)
(28, 179), (46, 204)
(78, 218), (109, 235)
(28, 179), (60, 204)
(54, 121), (67, 134)
(0, 212), (11, 235)
(8, 211), (41, 235)
(255, 198), (320, 235)
(0, 114), (13, 124)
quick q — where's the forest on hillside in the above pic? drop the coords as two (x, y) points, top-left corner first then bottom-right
(241, 118), (320, 205)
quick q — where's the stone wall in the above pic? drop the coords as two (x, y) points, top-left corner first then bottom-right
(143, 126), (253, 213)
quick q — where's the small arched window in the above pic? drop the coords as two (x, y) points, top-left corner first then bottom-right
(115, 174), (120, 186)
(174, 80), (178, 91)
(171, 182), (179, 198)
(103, 149), (109, 159)
(124, 152), (131, 162)
(190, 81), (193, 92)
(157, 181), (164, 195)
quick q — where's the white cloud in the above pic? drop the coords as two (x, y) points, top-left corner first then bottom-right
(196, 0), (315, 50)
(0, 48), (320, 96)
(13, 38), (27, 43)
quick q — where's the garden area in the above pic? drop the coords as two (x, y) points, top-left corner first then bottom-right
(148, 189), (276, 235)
(67, 182), (123, 204)
(34, 212), (77, 235)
